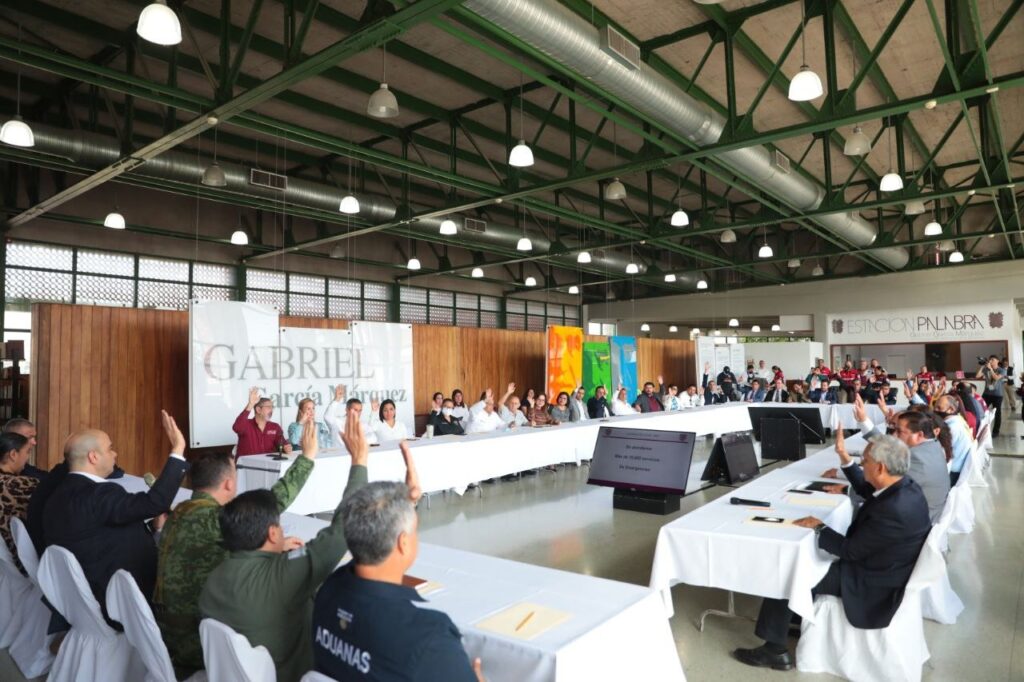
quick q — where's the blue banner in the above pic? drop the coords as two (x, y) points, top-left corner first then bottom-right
(610, 335), (638, 401)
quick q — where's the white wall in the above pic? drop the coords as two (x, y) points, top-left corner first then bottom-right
(742, 341), (823, 382)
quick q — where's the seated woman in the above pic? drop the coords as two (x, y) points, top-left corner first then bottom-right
(521, 388), (537, 415)
(787, 381), (810, 403)
(548, 392), (574, 423)
(0, 432), (37, 574)
(611, 388), (638, 415)
(287, 398), (333, 450)
(371, 398), (409, 442)
(527, 393), (560, 425)
(428, 391), (444, 419)
(450, 390), (470, 423)
(429, 398), (465, 436)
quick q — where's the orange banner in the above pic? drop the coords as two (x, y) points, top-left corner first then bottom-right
(545, 325), (583, 402)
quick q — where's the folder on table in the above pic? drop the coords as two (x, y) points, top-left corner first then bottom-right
(474, 602), (571, 641)
(402, 574), (444, 596)
(783, 492), (841, 507)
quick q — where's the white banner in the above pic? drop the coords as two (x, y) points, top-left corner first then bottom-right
(350, 321), (416, 435)
(826, 301), (1015, 344)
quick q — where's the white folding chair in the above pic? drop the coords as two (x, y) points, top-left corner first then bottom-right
(950, 451), (976, 535)
(0, 534), (54, 678)
(920, 500), (964, 624)
(10, 517), (39, 585)
(106, 569), (207, 682)
(200, 618), (276, 682)
(796, 525), (944, 682)
(37, 546), (145, 682)
(969, 425), (990, 487)
(299, 672), (338, 682)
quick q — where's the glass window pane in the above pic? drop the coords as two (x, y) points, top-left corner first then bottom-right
(399, 303), (427, 324)
(6, 242), (73, 270)
(4, 310), (32, 330)
(193, 285), (234, 302)
(479, 295), (499, 312)
(429, 307), (453, 326)
(288, 294), (325, 317)
(506, 299), (525, 314)
(329, 279), (361, 298)
(246, 289), (286, 310)
(479, 311), (498, 328)
(507, 313), (525, 330)
(138, 281), (190, 309)
(76, 275), (134, 306)
(566, 306), (579, 322)
(78, 250), (134, 277)
(247, 269), (286, 291)
(139, 257), (189, 282)
(329, 297), (361, 320)
(601, 323), (617, 336)
(527, 315), (545, 331)
(400, 287), (427, 304)
(456, 309), (478, 327)
(527, 300), (545, 315)
(6, 270), (74, 303)
(193, 263), (236, 286)
(429, 289), (453, 307)
(547, 303), (563, 317)
(587, 322), (602, 335)
(363, 300), (388, 321)
(456, 293), (477, 309)
(289, 274), (325, 295)
(363, 282), (391, 301)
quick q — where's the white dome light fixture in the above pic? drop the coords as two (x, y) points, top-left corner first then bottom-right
(937, 239), (955, 252)
(811, 264), (824, 277)
(508, 140), (534, 168)
(640, 323), (651, 332)
(949, 250), (964, 263)
(788, 3), (823, 102)
(696, 279), (708, 290)
(137, 0), (182, 46)
(787, 258), (801, 268)
(367, 45), (399, 118)
(880, 171), (904, 192)
(758, 244), (774, 258)
(406, 256), (422, 271)
(516, 236), (533, 252)
(604, 177), (627, 201)
(720, 229), (737, 243)
(230, 229), (249, 245)
(0, 116), (34, 148)
(664, 273), (677, 283)
(439, 218), (458, 236)
(470, 267), (484, 278)
(339, 194), (360, 214)
(713, 329), (722, 336)
(843, 125), (872, 156)
(669, 325), (678, 333)
(771, 323), (781, 332)
(692, 328), (701, 335)
(751, 325), (761, 332)
(903, 200), (926, 215)
(923, 220), (943, 236)
(202, 162), (227, 187)
(625, 262), (640, 275)
(103, 210), (126, 230)
(728, 318), (739, 327)
(670, 207), (689, 227)
(576, 250), (592, 264)
(568, 285), (579, 294)
(329, 244), (345, 259)
(524, 275), (537, 287)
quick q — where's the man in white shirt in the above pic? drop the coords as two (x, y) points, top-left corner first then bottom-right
(570, 386), (589, 422)
(679, 385), (703, 408)
(466, 396), (505, 434)
(500, 395), (530, 429)
(662, 384), (681, 411)
(324, 386), (378, 446)
(754, 360), (772, 383)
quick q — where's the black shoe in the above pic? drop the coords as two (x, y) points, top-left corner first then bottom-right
(733, 644), (794, 671)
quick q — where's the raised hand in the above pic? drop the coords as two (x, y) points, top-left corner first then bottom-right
(398, 440), (421, 503)
(821, 468), (840, 479)
(473, 658), (487, 682)
(834, 426), (852, 465)
(485, 387), (494, 400)
(704, 361), (710, 372)
(161, 410), (186, 455)
(657, 374), (664, 385)
(371, 398), (381, 413)
(507, 382), (516, 394)
(334, 384), (346, 402)
(300, 419), (319, 460)
(282, 536), (305, 552)
(852, 392), (867, 424)
(341, 410), (369, 467)
(247, 387), (261, 410)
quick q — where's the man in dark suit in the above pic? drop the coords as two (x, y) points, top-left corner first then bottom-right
(766, 378), (789, 403)
(42, 411), (189, 610)
(734, 433), (931, 670)
(587, 385), (611, 418)
(632, 377), (665, 413)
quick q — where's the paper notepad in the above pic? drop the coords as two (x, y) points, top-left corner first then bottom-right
(783, 493), (840, 507)
(474, 602), (571, 641)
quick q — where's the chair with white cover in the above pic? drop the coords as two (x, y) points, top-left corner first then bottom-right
(796, 524), (945, 682)
(949, 451), (976, 535)
(36, 546), (145, 682)
(299, 672), (338, 682)
(10, 517), (39, 584)
(919, 498), (964, 625)
(969, 425), (990, 487)
(0, 533), (54, 678)
(200, 618), (276, 682)
(106, 569), (207, 682)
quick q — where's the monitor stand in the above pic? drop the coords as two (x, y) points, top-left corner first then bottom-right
(613, 489), (681, 515)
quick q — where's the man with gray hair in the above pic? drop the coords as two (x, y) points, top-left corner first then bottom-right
(312, 469), (486, 681)
(734, 430), (931, 671)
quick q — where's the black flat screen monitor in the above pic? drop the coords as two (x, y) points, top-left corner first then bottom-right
(587, 427), (696, 495)
(747, 406), (826, 444)
(701, 432), (759, 484)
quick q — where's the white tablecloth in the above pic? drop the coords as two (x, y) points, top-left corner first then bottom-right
(114, 474), (192, 508)
(649, 437), (863, 621)
(280, 514), (685, 682)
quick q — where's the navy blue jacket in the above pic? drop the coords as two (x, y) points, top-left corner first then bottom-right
(313, 564), (476, 682)
(819, 469), (931, 629)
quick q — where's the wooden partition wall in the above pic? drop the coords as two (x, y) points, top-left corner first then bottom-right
(30, 303), (695, 475)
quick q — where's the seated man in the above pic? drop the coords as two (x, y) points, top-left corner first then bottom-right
(325, 388), (379, 446)
(765, 378), (788, 403)
(499, 387), (529, 429)
(570, 386), (589, 422)
(154, 425), (318, 676)
(735, 434), (930, 670)
(787, 382), (810, 403)
(312, 455), (485, 682)
(43, 412), (189, 612)
(3, 418), (45, 479)
(744, 379), (766, 403)
(716, 366), (738, 401)
(199, 414), (370, 682)
(587, 385), (612, 418)
(632, 378), (665, 413)
(662, 384), (681, 411)
(679, 385), (702, 408)
(701, 368), (728, 405)
(466, 390), (506, 434)
(234, 387), (291, 456)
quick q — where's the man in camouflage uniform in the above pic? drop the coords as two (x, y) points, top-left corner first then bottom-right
(154, 436), (316, 677)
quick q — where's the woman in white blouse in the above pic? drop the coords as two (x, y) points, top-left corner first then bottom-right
(612, 387), (638, 416)
(370, 398), (409, 442)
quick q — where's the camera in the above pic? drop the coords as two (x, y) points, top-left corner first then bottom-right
(977, 356), (987, 366)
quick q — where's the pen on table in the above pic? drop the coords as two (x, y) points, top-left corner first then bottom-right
(515, 611), (535, 632)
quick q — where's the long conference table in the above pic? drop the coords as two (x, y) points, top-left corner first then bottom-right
(282, 513), (685, 682)
(237, 401), (888, 515)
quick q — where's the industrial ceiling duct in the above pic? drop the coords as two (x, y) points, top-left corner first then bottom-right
(463, 0), (909, 270)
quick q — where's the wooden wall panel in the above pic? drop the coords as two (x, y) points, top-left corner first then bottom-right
(637, 338), (697, 390)
(413, 326), (459, 414)
(454, 328), (546, 403)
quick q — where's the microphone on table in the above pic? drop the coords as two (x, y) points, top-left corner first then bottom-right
(730, 496), (770, 507)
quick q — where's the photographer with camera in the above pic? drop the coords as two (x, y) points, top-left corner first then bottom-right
(976, 355), (1007, 438)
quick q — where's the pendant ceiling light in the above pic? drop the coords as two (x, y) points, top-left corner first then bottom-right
(788, 2), (823, 102)
(811, 263), (824, 277)
(470, 267), (484, 278)
(937, 239), (955, 252)
(697, 279), (708, 290)
(568, 285), (579, 294)
(923, 197), (942, 236)
(1, 24), (34, 148)
(330, 243), (346, 259)
(787, 258), (801, 268)
(516, 237), (533, 251)
(664, 273), (677, 283)
(904, 200), (925, 216)
(771, 324), (781, 331)
(137, 0), (182, 46)
(604, 124), (627, 200)
(879, 118), (904, 191)
(367, 44), (399, 119)
(728, 318), (739, 327)
(670, 207), (689, 227)
(948, 250), (964, 263)
(713, 329), (721, 336)
(508, 73), (533, 167)
(758, 227), (773, 258)
(720, 228), (737, 243)
(524, 275), (537, 287)
(751, 325), (761, 332)
(439, 218), (458, 236)
(201, 126), (227, 187)
(230, 229), (249, 245)
(406, 256), (421, 270)
(625, 262), (639, 275)
(339, 194), (360, 214)
(576, 250), (592, 264)
(843, 125), (871, 156)
(640, 323), (651, 332)
(669, 325), (678, 333)
(104, 210), (126, 230)
(692, 328), (701, 335)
